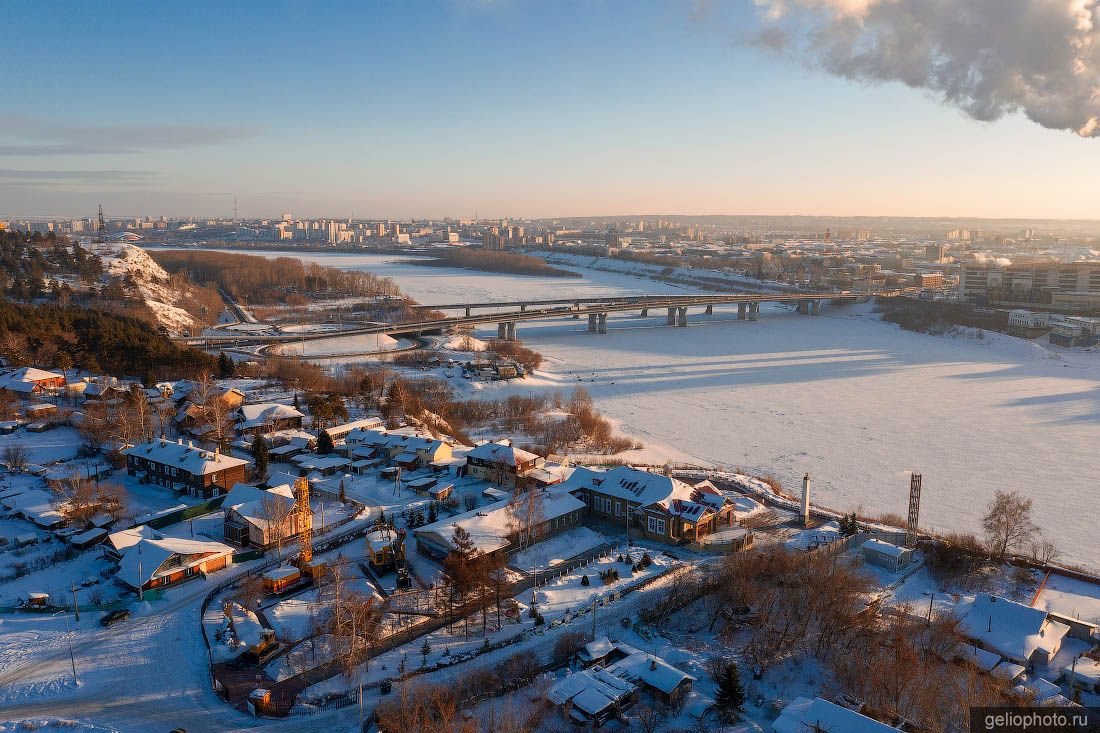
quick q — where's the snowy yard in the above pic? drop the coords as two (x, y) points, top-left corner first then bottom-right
(1033, 572), (1100, 625)
(509, 527), (607, 573)
(516, 546), (677, 619)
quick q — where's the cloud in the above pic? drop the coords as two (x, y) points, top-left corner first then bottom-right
(748, 0), (1100, 137)
(0, 115), (260, 156)
(0, 168), (157, 188)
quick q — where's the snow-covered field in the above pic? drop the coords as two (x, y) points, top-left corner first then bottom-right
(181, 249), (1100, 569)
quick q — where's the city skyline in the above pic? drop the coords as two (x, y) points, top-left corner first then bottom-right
(5, 0), (1100, 220)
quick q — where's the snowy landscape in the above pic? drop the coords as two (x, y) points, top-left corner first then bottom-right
(8, 3), (1100, 728)
(211, 248), (1100, 570)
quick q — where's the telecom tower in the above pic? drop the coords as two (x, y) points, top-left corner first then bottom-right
(94, 204), (107, 243)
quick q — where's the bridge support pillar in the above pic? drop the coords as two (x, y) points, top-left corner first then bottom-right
(748, 303), (759, 321)
(677, 307), (688, 327)
(667, 307), (677, 325)
(796, 301), (809, 315)
(497, 323), (508, 340)
(597, 313), (608, 334)
(640, 308), (648, 317)
(810, 300), (820, 315)
(588, 313), (598, 332)
(465, 306), (471, 317)
(520, 304), (527, 312)
(738, 303), (747, 320)
(506, 322), (517, 341)
(705, 304), (713, 315)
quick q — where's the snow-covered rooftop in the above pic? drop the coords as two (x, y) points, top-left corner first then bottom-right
(605, 647), (695, 695)
(117, 536), (234, 588)
(415, 490), (585, 554)
(237, 403), (304, 428)
(957, 593), (1070, 665)
(466, 441), (539, 467)
(773, 696), (897, 733)
(125, 438), (250, 475)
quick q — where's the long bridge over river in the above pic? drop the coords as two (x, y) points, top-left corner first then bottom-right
(177, 290), (900, 349)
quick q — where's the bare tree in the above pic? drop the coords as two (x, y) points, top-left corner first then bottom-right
(505, 487), (544, 552)
(191, 374), (235, 449)
(2, 443), (29, 471)
(1030, 533), (1061, 566)
(257, 492), (296, 555)
(52, 475), (126, 526)
(0, 391), (19, 421)
(326, 563), (384, 682)
(633, 703), (668, 733)
(982, 490), (1037, 560)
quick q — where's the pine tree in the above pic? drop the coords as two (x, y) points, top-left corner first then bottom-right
(397, 654), (407, 676)
(714, 661), (745, 721)
(428, 502), (438, 524)
(316, 430), (334, 455)
(217, 351), (235, 378)
(420, 638), (432, 666)
(339, 479), (346, 503)
(252, 434), (269, 480)
(293, 393), (300, 410)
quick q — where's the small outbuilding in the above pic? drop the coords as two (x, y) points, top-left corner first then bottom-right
(861, 538), (913, 573)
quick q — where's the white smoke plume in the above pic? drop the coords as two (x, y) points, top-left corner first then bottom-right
(969, 252), (1014, 267)
(750, 0), (1100, 137)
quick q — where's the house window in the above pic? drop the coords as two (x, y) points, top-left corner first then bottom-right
(647, 516), (666, 535)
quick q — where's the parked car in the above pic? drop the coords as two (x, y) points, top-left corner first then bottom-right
(100, 609), (131, 627)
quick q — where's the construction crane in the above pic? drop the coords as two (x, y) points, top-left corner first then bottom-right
(293, 476), (326, 580)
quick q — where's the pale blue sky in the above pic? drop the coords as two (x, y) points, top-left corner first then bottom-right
(3, 0), (1099, 219)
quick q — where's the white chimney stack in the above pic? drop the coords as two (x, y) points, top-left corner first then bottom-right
(801, 473), (811, 526)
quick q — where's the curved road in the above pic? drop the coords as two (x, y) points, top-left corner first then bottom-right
(0, 522), (378, 732)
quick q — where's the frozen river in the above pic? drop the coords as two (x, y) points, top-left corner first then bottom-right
(177, 248), (1100, 568)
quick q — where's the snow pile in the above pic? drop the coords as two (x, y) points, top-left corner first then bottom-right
(0, 676), (80, 706)
(443, 334), (487, 351)
(83, 242), (194, 330)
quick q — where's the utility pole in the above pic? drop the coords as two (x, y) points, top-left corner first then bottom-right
(56, 610), (78, 685)
(591, 596), (597, 641)
(71, 584), (80, 622)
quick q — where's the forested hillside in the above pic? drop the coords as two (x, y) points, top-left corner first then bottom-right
(0, 300), (217, 380)
(0, 231), (103, 299)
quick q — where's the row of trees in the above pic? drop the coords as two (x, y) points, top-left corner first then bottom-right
(414, 249), (581, 278)
(150, 250), (403, 305)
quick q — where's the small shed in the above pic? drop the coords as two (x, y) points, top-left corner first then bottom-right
(482, 486), (511, 502)
(70, 527), (108, 550)
(406, 476), (438, 495)
(262, 566), (302, 595)
(861, 538), (913, 573)
(23, 403), (58, 420)
(393, 452), (419, 470)
(428, 483), (454, 501)
(26, 591), (50, 607)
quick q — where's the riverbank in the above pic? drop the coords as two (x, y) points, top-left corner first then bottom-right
(399, 250), (581, 278)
